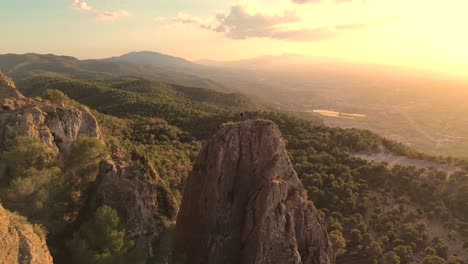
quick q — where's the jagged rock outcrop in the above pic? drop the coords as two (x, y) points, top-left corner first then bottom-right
(0, 204), (53, 264)
(1, 72), (179, 261)
(89, 145), (179, 258)
(0, 72), (102, 153)
(175, 120), (334, 264)
(0, 72), (24, 102)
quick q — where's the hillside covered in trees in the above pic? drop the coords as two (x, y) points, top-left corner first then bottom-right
(1, 72), (467, 264)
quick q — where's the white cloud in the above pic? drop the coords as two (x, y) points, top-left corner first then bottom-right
(70, 1), (130, 22)
(174, 13), (205, 24)
(172, 2), (339, 42)
(71, 0), (92, 11)
(173, 1), (398, 42)
(96, 10), (130, 21)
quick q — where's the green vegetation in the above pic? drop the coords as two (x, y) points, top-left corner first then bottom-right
(0, 137), (69, 233)
(65, 135), (107, 185)
(1, 73), (466, 263)
(255, 112), (468, 263)
(67, 206), (135, 264)
(41, 89), (73, 105)
(0, 134), (111, 259)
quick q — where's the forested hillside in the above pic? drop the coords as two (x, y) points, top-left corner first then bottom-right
(0, 53), (224, 91)
(18, 74), (262, 139)
(1, 72), (467, 263)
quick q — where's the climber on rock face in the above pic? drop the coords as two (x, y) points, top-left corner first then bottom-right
(240, 112), (244, 120)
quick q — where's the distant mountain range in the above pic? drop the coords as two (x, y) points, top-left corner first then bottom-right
(104, 51), (197, 69)
(0, 52), (224, 91)
(2, 51), (467, 157)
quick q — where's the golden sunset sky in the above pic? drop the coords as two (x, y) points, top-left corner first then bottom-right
(2, 0), (467, 76)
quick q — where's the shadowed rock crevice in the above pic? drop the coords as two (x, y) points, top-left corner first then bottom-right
(175, 119), (334, 264)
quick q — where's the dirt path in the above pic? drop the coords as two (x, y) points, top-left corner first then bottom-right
(354, 152), (460, 174)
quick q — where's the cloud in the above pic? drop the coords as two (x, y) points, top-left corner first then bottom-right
(173, 2), (396, 41)
(71, 0), (92, 11)
(96, 10), (130, 21)
(70, 1), (130, 21)
(173, 3), (338, 42)
(336, 16), (402, 30)
(174, 13), (205, 24)
(270, 27), (340, 41)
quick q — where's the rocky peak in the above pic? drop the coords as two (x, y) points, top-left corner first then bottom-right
(1, 71), (25, 109)
(0, 72), (21, 97)
(0, 204), (53, 264)
(175, 120), (334, 264)
(0, 73), (102, 153)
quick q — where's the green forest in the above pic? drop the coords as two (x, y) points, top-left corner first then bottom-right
(1, 73), (467, 264)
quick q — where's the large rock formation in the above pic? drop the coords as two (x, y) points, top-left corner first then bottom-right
(175, 120), (334, 264)
(0, 72), (179, 261)
(89, 145), (179, 258)
(0, 72), (102, 153)
(0, 205), (53, 264)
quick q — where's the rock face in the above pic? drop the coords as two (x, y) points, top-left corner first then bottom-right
(89, 145), (179, 258)
(175, 120), (334, 264)
(0, 205), (53, 264)
(0, 72), (102, 153)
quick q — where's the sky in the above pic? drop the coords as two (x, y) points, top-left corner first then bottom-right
(1, 0), (468, 76)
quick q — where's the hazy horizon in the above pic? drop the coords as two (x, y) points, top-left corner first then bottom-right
(2, 0), (468, 77)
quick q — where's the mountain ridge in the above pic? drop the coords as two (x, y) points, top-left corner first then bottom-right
(0, 52), (226, 92)
(102, 51), (198, 69)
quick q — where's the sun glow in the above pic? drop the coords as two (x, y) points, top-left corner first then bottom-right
(289, 0), (468, 75)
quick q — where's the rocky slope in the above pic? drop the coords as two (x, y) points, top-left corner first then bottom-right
(0, 205), (53, 264)
(175, 120), (334, 264)
(0, 72), (179, 261)
(0, 71), (102, 153)
(88, 145), (179, 258)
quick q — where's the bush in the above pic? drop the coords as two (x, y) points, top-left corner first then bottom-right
(422, 255), (447, 264)
(2, 166), (67, 221)
(384, 251), (401, 264)
(329, 230), (346, 257)
(0, 137), (53, 180)
(41, 89), (72, 105)
(0, 137), (69, 232)
(68, 206), (134, 264)
(65, 135), (107, 184)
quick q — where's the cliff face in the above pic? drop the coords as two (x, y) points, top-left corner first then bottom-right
(175, 120), (334, 264)
(0, 205), (53, 264)
(0, 72), (102, 153)
(89, 145), (179, 258)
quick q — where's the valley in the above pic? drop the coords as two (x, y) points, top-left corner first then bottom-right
(0, 53), (467, 264)
(2, 52), (467, 158)
(3, 1), (468, 263)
